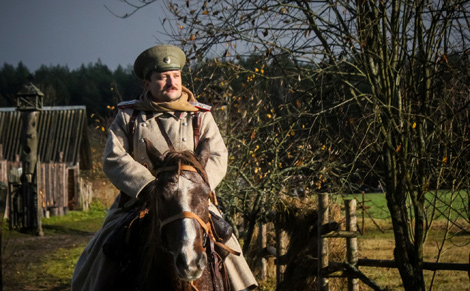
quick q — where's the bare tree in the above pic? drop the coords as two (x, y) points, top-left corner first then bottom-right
(118, 0), (470, 289)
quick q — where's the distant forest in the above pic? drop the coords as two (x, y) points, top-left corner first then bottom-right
(0, 61), (143, 119)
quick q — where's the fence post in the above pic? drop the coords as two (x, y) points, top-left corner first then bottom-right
(318, 193), (329, 290)
(0, 181), (6, 291)
(276, 224), (287, 285)
(258, 221), (267, 281)
(345, 199), (359, 291)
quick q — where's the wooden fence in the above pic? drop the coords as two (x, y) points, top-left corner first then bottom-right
(258, 193), (470, 290)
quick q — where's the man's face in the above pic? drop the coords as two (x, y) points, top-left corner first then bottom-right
(145, 70), (182, 102)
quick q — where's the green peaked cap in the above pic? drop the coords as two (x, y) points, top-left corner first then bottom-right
(133, 45), (186, 80)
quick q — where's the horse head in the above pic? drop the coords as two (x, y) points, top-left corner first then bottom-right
(143, 137), (212, 282)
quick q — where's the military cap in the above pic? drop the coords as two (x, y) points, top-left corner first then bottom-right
(134, 45), (186, 80)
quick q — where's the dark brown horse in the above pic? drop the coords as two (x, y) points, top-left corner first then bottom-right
(113, 138), (228, 291)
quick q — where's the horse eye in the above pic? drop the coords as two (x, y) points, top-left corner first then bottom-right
(168, 176), (178, 184)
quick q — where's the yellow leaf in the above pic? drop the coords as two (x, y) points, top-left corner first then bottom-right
(442, 53), (448, 64)
(442, 157), (447, 163)
(101, 127), (105, 132)
(267, 114), (272, 118)
(396, 145), (402, 152)
(203, 10), (209, 15)
(250, 130), (256, 140)
(412, 122), (416, 129)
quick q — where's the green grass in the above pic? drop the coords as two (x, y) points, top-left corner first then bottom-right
(43, 245), (89, 286)
(340, 190), (469, 221)
(41, 200), (108, 234)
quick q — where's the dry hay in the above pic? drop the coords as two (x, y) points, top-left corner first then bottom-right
(254, 195), (347, 290)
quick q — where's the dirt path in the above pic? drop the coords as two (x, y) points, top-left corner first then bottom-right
(2, 228), (95, 291)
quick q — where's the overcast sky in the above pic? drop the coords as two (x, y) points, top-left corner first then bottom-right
(0, 0), (173, 72)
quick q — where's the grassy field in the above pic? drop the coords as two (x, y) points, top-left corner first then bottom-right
(336, 192), (470, 290)
(341, 191), (469, 221)
(356, 218), (470, 290)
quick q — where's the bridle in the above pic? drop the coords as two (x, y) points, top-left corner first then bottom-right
(146, 161), (238, 291)
(157, 164), (212, 248)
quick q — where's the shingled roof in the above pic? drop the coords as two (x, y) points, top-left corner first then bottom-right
(0, 106), (92, 170)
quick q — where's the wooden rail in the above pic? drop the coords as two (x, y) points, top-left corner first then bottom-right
(316, 195), (470, 290)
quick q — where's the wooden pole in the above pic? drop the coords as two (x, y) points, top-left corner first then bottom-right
(318, 193), (329, 290)
(275, 220), (287, 285)
(258, 221), (267, 281)
(0, 181), (7, 291)
(345, 199), (359, 291)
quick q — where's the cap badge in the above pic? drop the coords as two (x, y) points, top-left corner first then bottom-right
(163, 57), (171, 64)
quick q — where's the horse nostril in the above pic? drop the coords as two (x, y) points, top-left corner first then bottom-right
(197, 252), (207, 270)
(175, 253), (187, 271)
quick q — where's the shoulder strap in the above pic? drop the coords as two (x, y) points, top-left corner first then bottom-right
(193, 112), (201, 150)
(155, 117), (175, 151)
(127, 110), (140, 157)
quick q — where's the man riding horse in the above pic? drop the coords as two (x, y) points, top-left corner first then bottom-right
(71, 45), (257, 291)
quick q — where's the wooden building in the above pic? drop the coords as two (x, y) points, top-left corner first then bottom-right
(0, 105), (92, 217)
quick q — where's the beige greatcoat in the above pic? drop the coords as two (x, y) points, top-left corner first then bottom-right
(71, 98), (257, 291)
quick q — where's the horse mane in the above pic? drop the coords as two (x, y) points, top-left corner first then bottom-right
(160, 150), (210, 186)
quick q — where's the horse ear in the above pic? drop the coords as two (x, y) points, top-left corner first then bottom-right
(195, 138), (211, 168)
(144, 138), (164, 168)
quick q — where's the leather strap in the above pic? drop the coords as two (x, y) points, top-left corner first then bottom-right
(155, 116), (175, 151)
(154, 164), (198, 176)
(160, 211), (211, 234)
(193, 112), (201, 149)
(159, 209), (241, 257)
(127, 110), (140, 157)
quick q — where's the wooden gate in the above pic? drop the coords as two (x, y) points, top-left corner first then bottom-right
(39, 161), (68, 216)
(0, 154), (72, 219)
